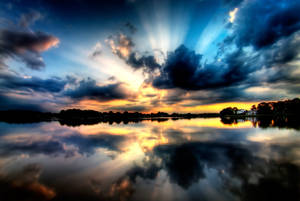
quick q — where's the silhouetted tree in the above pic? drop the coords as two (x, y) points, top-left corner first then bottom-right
(220, 107), (235, 116)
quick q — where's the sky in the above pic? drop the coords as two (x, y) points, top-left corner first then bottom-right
(0, 0), (299, 113)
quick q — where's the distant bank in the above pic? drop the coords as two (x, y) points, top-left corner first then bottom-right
(220, 98), (300, 117)
(0, 109), (219, 126)
(0, 98), (299, 126)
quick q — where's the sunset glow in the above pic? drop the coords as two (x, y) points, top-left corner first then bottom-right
(0, 0), (298, 113)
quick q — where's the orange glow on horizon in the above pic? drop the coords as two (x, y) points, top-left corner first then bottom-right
(63, 98), (261, 113)
(149, 101), (260, 113)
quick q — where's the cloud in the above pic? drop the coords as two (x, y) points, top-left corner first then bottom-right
(153, 45), (202, 90)
(263, 32), (300, 66)
(0, 71), (135, 110)
(120, 136), (300, 200)
(153, 32), (299, 94)
(106, 33), (134, 59)
(0, 13), (59, 70)
(0, 128), (126, 158)
(89, 42), (102, 59)
(127, 52), (161, 71)
(0, 73), (67, 93)
(100, 0), (300, 105)
(125, 22), (137, 34)
(0, 94), (46, 111)
(106, 31), (161, 71)
(132, 0), (300, 103)
(0, 70), (75, 111)
(19, 11), (42, 28)
(62, 133), (126, 156)
(0, 138), (73, 157)
(161, 86), (249, 105)
(152, 45), (249, 91)
(0, 29), (59, 70)
(231, 0), (300, 49)
(107, 105), (148, 112)
(157, 144), (205, 189)
(64, 78), (133, 101)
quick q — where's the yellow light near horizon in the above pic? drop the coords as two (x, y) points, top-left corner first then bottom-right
(179, 118), (253, 129)
(65, 97), (261, 114)
(150, 101), (260, 113)
(194, 102), (258, 113)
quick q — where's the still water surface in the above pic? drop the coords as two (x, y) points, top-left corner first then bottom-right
(0, 118), (300, 201)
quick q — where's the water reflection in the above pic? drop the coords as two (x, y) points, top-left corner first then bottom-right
(0, 118), (300, 201)
(221, 116), (300, 130)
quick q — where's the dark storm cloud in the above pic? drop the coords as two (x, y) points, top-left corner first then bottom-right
(199, 86), (247, 104)
(64, 78), (133, 101)
(0, 94), (45, 111)
(153, 45), (251, 91)
(0, 72), (134, 110)
(127, 52), (161, 71)
(0, 71), (74, 111)
(141, 0), (300, 103)
(152, 35), (299, 94)
(0, 29), (59, 70)
(0, 73), (67, 93)
(102, 0), (300, 104)
(232, 0), (300, 49)
(263, 33), (300, 66)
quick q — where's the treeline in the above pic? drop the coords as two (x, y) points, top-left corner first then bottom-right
(59, 109), (219, 119)
(58, 110), (219, 126)
(0, 109), (219, 126)
(255, 98), (300, 116)
(220, 98), (300, 117)
(221, 116), (300, 130)
(219, 98), (300, 130)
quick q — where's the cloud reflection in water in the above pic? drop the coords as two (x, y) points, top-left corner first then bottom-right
(0, 118), (300, 201)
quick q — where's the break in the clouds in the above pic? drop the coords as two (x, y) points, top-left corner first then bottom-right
(106, 26), (162, 72)
(0, 0), (299, 112)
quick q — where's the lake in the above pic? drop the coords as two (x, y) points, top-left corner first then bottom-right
(0, 118), (299, 201)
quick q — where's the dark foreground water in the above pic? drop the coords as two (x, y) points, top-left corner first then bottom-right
(0, 118), (300, 201)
